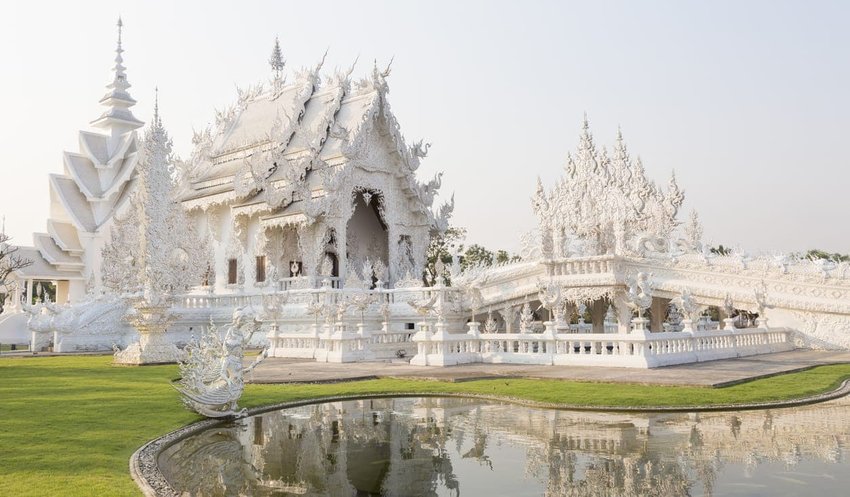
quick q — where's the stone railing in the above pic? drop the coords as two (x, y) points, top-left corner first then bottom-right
(545, 255), (619, 277)
(410, 324), (793, 368)
(269, 325), (417, 363)
(177, 294), (263, 310)
(175, 282), (452, 311)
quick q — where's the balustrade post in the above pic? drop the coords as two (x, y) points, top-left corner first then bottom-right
(466, 321), (481, 339)
(631, 317), (650, 336)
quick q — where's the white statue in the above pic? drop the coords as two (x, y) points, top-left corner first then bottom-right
(483, 308), (498, 334)
(519, 301), (534, 333)
(625, 272), (653, 318)
(174, 306), (263, 418)
(672, 289), (701, 323)
(537, 282), (561, 322)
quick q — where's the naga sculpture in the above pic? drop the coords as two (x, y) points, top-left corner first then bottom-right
(174, 306), (263, 418)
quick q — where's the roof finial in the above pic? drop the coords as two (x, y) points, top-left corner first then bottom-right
(153, 86), (160, 126)
(113, 17), (126, 83)
(117, 17), (123, 51)
(269, 36), (285, 80)
(90, 17), (143, 130)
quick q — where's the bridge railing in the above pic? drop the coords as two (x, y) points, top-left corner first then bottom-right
(409, 325), (794, 368)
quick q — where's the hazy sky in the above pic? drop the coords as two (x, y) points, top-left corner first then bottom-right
(2, 0), (848, 255)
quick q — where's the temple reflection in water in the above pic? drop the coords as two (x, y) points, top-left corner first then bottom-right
(159, 396), (850, 496)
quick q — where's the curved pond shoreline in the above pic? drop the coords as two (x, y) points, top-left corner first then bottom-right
(131, 378), (850, 497)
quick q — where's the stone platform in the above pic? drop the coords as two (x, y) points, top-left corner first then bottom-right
(246, 349), (850, 388)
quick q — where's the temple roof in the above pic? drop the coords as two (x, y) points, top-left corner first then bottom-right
(79, 131), (111, 165)
(179, 51), (451, 233)
(33, 233), (84, 269)
(12, 246), (83, 280)
(186, 63), (390, 188)
(47, 220), (83, 254)
(49, 174), (97, 232)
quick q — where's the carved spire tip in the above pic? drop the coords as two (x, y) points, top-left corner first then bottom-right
(269, 35), (285, 78)
(153, 86), (160, 124)
(116, 16), (123, 49)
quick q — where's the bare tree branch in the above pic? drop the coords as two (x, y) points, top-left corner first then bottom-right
(0, 232), (33, 290)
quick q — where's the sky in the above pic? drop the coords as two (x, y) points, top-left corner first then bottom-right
(1, 0), (848, 255)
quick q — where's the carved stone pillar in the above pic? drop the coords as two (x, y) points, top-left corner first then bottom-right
(386, 227), (399, 286)
(334, 220), (347, 283)
(297, 224), (319, 282)
(611, 290), (633, 334)
(498, 307), (518, 333)
(650, 297), (669, 333)
(13, 282), (23, 308)
(591, 299), (606, 333)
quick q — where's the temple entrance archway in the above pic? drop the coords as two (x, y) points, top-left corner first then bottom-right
(346, 191), (389, 283)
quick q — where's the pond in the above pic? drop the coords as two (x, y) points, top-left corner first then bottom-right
(159, 395), (850, 496)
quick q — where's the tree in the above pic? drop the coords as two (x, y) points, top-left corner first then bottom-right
(462, 244), (494, 270)
(426, 226), (467, 269)
(0, 233), (32, 310)
(803, 249), (849, 262)
(495, 250), (522, 265)
(426, 226), (522, 275)
(710, 244), (732, 256)
(0, 233), (31, 291)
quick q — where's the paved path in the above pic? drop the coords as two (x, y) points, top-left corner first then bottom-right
(246, 349), (850, 387)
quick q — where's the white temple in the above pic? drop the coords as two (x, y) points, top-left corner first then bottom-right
(177, 50), (448, 293)
(2, 20), (849, 367)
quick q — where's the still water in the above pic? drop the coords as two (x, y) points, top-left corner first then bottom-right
(159, 396), (850, 496)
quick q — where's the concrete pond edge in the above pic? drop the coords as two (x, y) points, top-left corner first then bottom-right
(130, 378), (850, 497)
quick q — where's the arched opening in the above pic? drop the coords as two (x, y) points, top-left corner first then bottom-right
(323, 251), (339, 278)
(346, 191), (389, 282)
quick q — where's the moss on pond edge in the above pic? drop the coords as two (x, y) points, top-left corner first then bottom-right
(2, 356), (850, 497)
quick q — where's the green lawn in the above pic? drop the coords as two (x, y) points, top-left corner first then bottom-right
(1, 355), (850, 497)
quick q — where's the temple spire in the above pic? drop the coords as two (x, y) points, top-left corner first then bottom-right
(269, 36), (285, 80)
(91, 17), (143, 132)
(153, 86), (160, 127)
(117, 16), (123, 50)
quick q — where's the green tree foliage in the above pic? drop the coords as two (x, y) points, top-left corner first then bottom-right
(426, 227), (522, 276)
(462, 244), (493, 269)
(709, 244), (732, 256)
(803, 249), (849, 262)
(426, 227), (467, 268)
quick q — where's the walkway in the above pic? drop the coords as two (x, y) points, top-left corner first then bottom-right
(247, 349), (850, 387)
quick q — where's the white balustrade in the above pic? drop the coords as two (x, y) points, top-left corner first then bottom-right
(173, 283), (794, 370)
(410, 326), (794, 368)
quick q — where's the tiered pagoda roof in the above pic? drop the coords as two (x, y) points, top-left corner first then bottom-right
(18, 18), (143, 282)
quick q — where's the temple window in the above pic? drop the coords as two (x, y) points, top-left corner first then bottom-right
(227, 258), (238, 285)
(256, 255), (266, 283)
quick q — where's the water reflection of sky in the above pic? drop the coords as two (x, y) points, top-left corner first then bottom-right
(158, 395), (850, 496)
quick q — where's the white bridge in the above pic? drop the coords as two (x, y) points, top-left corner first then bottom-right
(227, 249), (846, 368)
